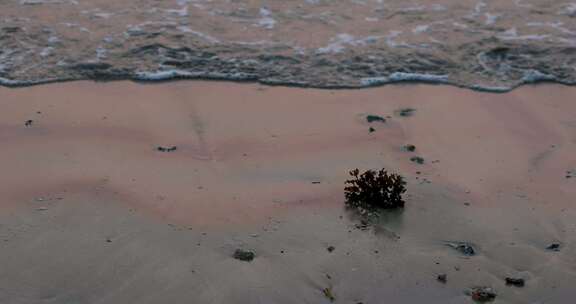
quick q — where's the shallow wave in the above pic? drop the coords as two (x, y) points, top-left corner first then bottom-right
(1, 0), (576, 91)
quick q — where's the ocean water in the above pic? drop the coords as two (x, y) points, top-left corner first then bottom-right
(1, 0), (575, 90)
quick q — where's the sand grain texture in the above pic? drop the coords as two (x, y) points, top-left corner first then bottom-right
(0, 82), (575, 303)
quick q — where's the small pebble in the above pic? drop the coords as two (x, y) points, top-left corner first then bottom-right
(505, 277), (525, 287)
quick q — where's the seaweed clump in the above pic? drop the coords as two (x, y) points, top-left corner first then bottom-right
(344, 168), (407, 210)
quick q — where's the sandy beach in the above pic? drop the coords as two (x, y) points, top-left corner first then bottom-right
(0, 81), (575, 303)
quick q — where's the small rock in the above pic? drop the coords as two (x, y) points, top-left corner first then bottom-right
(404, 144), (416, 152)
(25, 119), (34, 127)
(366, 114), (385, 123)
(233, 249), (255, 262)
(410, 156), (425, 164)
(369, 127), (376, 133)
(446, 241), (476, 256)
(156, 146), (177, 152)
(327, 246), (335, 253)
(437, 274), (447, 283)
(468, 287), (496, 302)
(396, 108), (416, 117)
(546, 243), (561, 251)
(505, 277), (525, 287)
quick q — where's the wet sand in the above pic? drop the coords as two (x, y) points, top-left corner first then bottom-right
(0, 81), (575, 303)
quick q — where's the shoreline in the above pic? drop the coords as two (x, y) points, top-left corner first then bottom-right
(2, 73), (575, 93)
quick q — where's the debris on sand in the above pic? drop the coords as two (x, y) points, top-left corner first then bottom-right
(505, 277), (525, 287)
(344, 168), (407, 210)
(233, 249), (255, 262)
(366, 114), (386, 123)
(24, 119), (34, 127)
(410, 156), (424, 164)
(156, 146), (177, 152)
(546, 243), (561, 251)
(467, 286), (496, 302)
(327, 246), (335, 253)
(322, 287), (335, 302)
(404, 144), (416, 152)
(445, 241), (476, 256)
(369, 127), (376, 133)
(437, 274), (447, 283)
(396, 108), (416, 117)
(566, 169), (575, 179)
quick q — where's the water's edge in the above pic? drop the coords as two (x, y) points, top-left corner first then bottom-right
(1, 72), (574, 93)
(4, 0), (576, 93)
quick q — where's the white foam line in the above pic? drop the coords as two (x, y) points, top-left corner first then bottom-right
(526, 21), (576, 35)
(361, 73), (449, 86)
(560, 3), (576, 15)
(0, 77), (58, 86)
(20, 0), (77, 5)
(521, 70), (556, 83)
(134, 70), (194, 80)
(177, 26), (221, 44)
(133, 70), (256, 81)
(165, 5), (189, 17)
(0, 77), (23, 85)
(412, 25), (429, 34)
(389, 72), (449, 82)
(497, 28), (549, 41)
(257, 7), (277, 30)
(316, 34), (381, 54)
